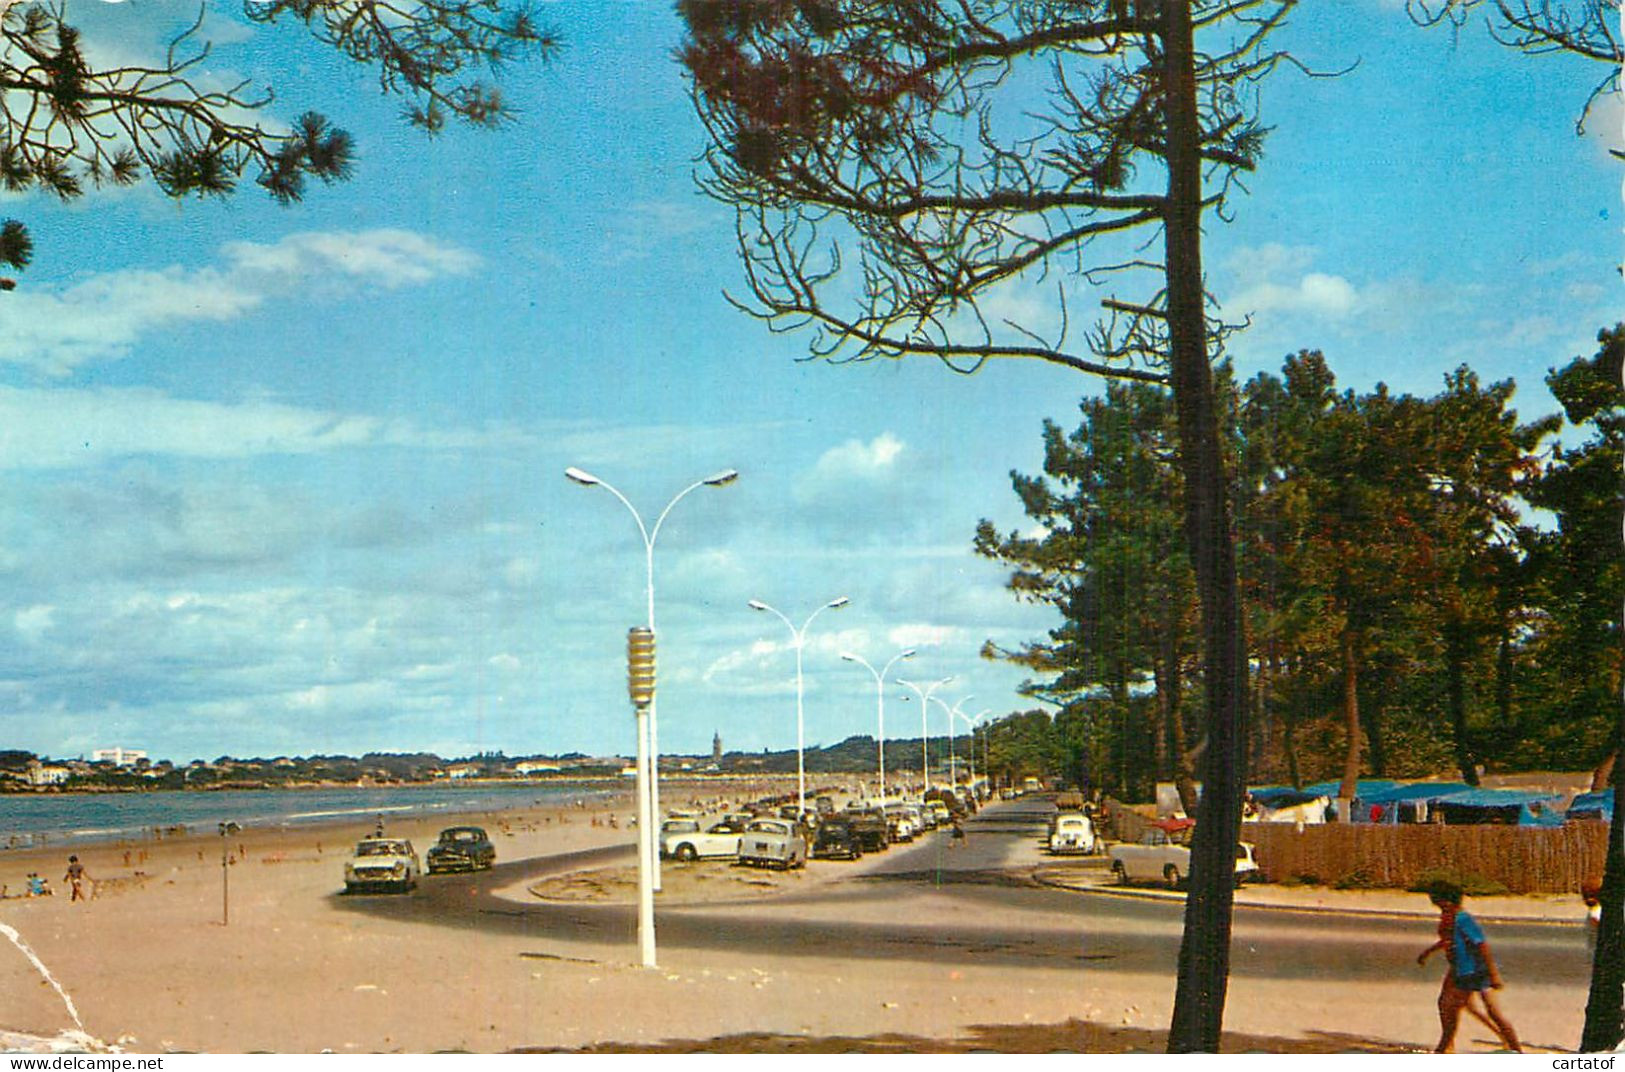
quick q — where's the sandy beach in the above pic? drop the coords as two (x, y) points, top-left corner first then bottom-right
(0, 787), (1600, 1054)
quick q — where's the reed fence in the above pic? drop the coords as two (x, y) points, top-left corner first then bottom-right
(1244, 821), (1610, 894)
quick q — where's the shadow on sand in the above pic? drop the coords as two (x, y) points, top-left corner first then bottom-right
(519, 1019), (1431, 1054)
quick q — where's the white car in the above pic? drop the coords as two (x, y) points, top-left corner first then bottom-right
(737, 818), (807, 870)
(1108, 828), (1258, 888)
(660, 819), (744, 862)
(1047, 812), (1098, 855)
(884, 805), (919, 842)
(344, 837), (420, 893)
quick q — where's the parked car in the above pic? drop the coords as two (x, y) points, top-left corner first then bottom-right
(812, 816), (863, 860)
(843, 807), (890, 853)
(884, 805), (919, 842)
(1046, 812), (1098, 855)
(1108, 828), (1258, 888)
(426, 826), (496, 873)
(738, 817), (807, 870)
(660, 819), (744, 862)
(344, 837), (420, 893)
(926, 800), (952, 828)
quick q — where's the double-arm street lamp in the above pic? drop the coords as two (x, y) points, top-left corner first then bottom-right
(566, 465), (738, 895)
(896, 676), (953, 794)
(749, 596), (849, 816)
(930, 694), (974, 791)
(839, 647), (915, 800)
(958, 708), (992, 799)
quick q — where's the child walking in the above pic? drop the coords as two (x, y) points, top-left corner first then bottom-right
(1417, 880), (1521, 1053)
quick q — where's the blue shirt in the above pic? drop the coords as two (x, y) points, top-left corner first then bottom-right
(1452, 909), (1487, 978)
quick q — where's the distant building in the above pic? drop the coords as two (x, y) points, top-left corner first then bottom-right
(443, 764), (481, 780)
(513, 760), (560, 775)
(92, 747), (147, 767)
(712, 731), (722, 766)
(25, 760), (69, 786)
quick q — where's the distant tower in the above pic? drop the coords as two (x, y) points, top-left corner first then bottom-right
(712, 731), (723, 766)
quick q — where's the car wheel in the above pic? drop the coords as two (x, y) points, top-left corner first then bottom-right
(675, 843), (698, 863)
(1112, 861), (1129, 886)
(1164, 864), (1182, 890)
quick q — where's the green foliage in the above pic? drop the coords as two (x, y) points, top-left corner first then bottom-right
(1408, 868), (1509, 898)
(0, 0), (559, 275)
(979, 339), (1617, 787)
(1333, 867), (1377, 890)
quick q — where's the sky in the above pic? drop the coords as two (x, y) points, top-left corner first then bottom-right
(0, 0), (1618, 764)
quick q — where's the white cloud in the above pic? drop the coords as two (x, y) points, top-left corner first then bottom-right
(814, 433), (904, 478)
(888, 623), (956, 650)
(0, 385), (533, 470)
(14, 604), (54, 643)
(0, 229), (480, 376)
(1229, 271), (1359, 319)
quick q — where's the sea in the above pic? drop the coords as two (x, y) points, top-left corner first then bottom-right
(0, 782), (619, 850)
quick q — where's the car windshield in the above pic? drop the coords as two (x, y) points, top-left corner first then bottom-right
(748, 820), (788, 835)
(663, 820), (699, 833)
(706, 823), (740, 834)
(356, 840), (408, 857)
(441, 829), (483, 843)
(1058, 819), (1086, 830)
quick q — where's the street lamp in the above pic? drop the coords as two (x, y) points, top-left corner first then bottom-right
(566, 465), (738, 894)
(958, 708), (992, 799)
(896, 676), (953, 795)
(749, 596), (850, 816)
(840, 647), (915, 800)
(931, 694), (974, 792)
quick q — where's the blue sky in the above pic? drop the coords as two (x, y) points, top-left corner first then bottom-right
(0, 0), (1618, 763)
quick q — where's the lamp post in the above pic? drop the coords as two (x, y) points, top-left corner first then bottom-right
(840, 647), (915, 800)
(897, 676), (953, 794)
(931, 694), (973, 792)
(958, 708), (991, 800)
(217, 821), (239, 926)
(566, 465), (738, 892)
(749, 596), (850, 816)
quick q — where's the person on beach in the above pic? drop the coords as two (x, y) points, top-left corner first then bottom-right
(1582, 877), (1603, 953)
(1417, 880), (1521, 1052)
(64, 855), (89, 903)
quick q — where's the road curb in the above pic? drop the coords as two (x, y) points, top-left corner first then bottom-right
(1029, 868), (1581, 926)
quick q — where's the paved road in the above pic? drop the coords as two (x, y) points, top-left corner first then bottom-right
(332, 797), (1592, 989)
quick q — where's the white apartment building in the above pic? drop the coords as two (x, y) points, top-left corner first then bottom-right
(92, 747), (148, 767)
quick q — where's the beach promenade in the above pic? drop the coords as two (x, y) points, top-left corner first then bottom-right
(0, 794), (1601, 1054)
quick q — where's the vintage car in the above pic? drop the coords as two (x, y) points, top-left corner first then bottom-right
(737, 817), (807, 870)
(811, 815), (862, 860)
(344, 837), (420, 893)
(425, 826), (496, 874)
(842, 807), (890, 853)
(883, 805), (919, 842)
(660, 818), (744, 862)
(926, 800), (953, 828)
(1046, 812), (1098, 855)
(1108, 827), (1258, 889)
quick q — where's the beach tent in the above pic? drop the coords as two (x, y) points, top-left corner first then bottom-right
(1429, 787), (1563, 826)
(1247, 786), (1325, 808)
(1300, 779), (1399, 799)
(1351, 782), (1470, 824)
(1566, 789), (1615, 823)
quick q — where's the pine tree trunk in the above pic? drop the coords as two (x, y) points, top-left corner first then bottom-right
(1163, 0), (1247, 1052)
(1579, 682), (1625, 1051)
(1445, 629), (1479, 786)
(1357, 671), (1387, 778)
(1338, 628), (1361, 801)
